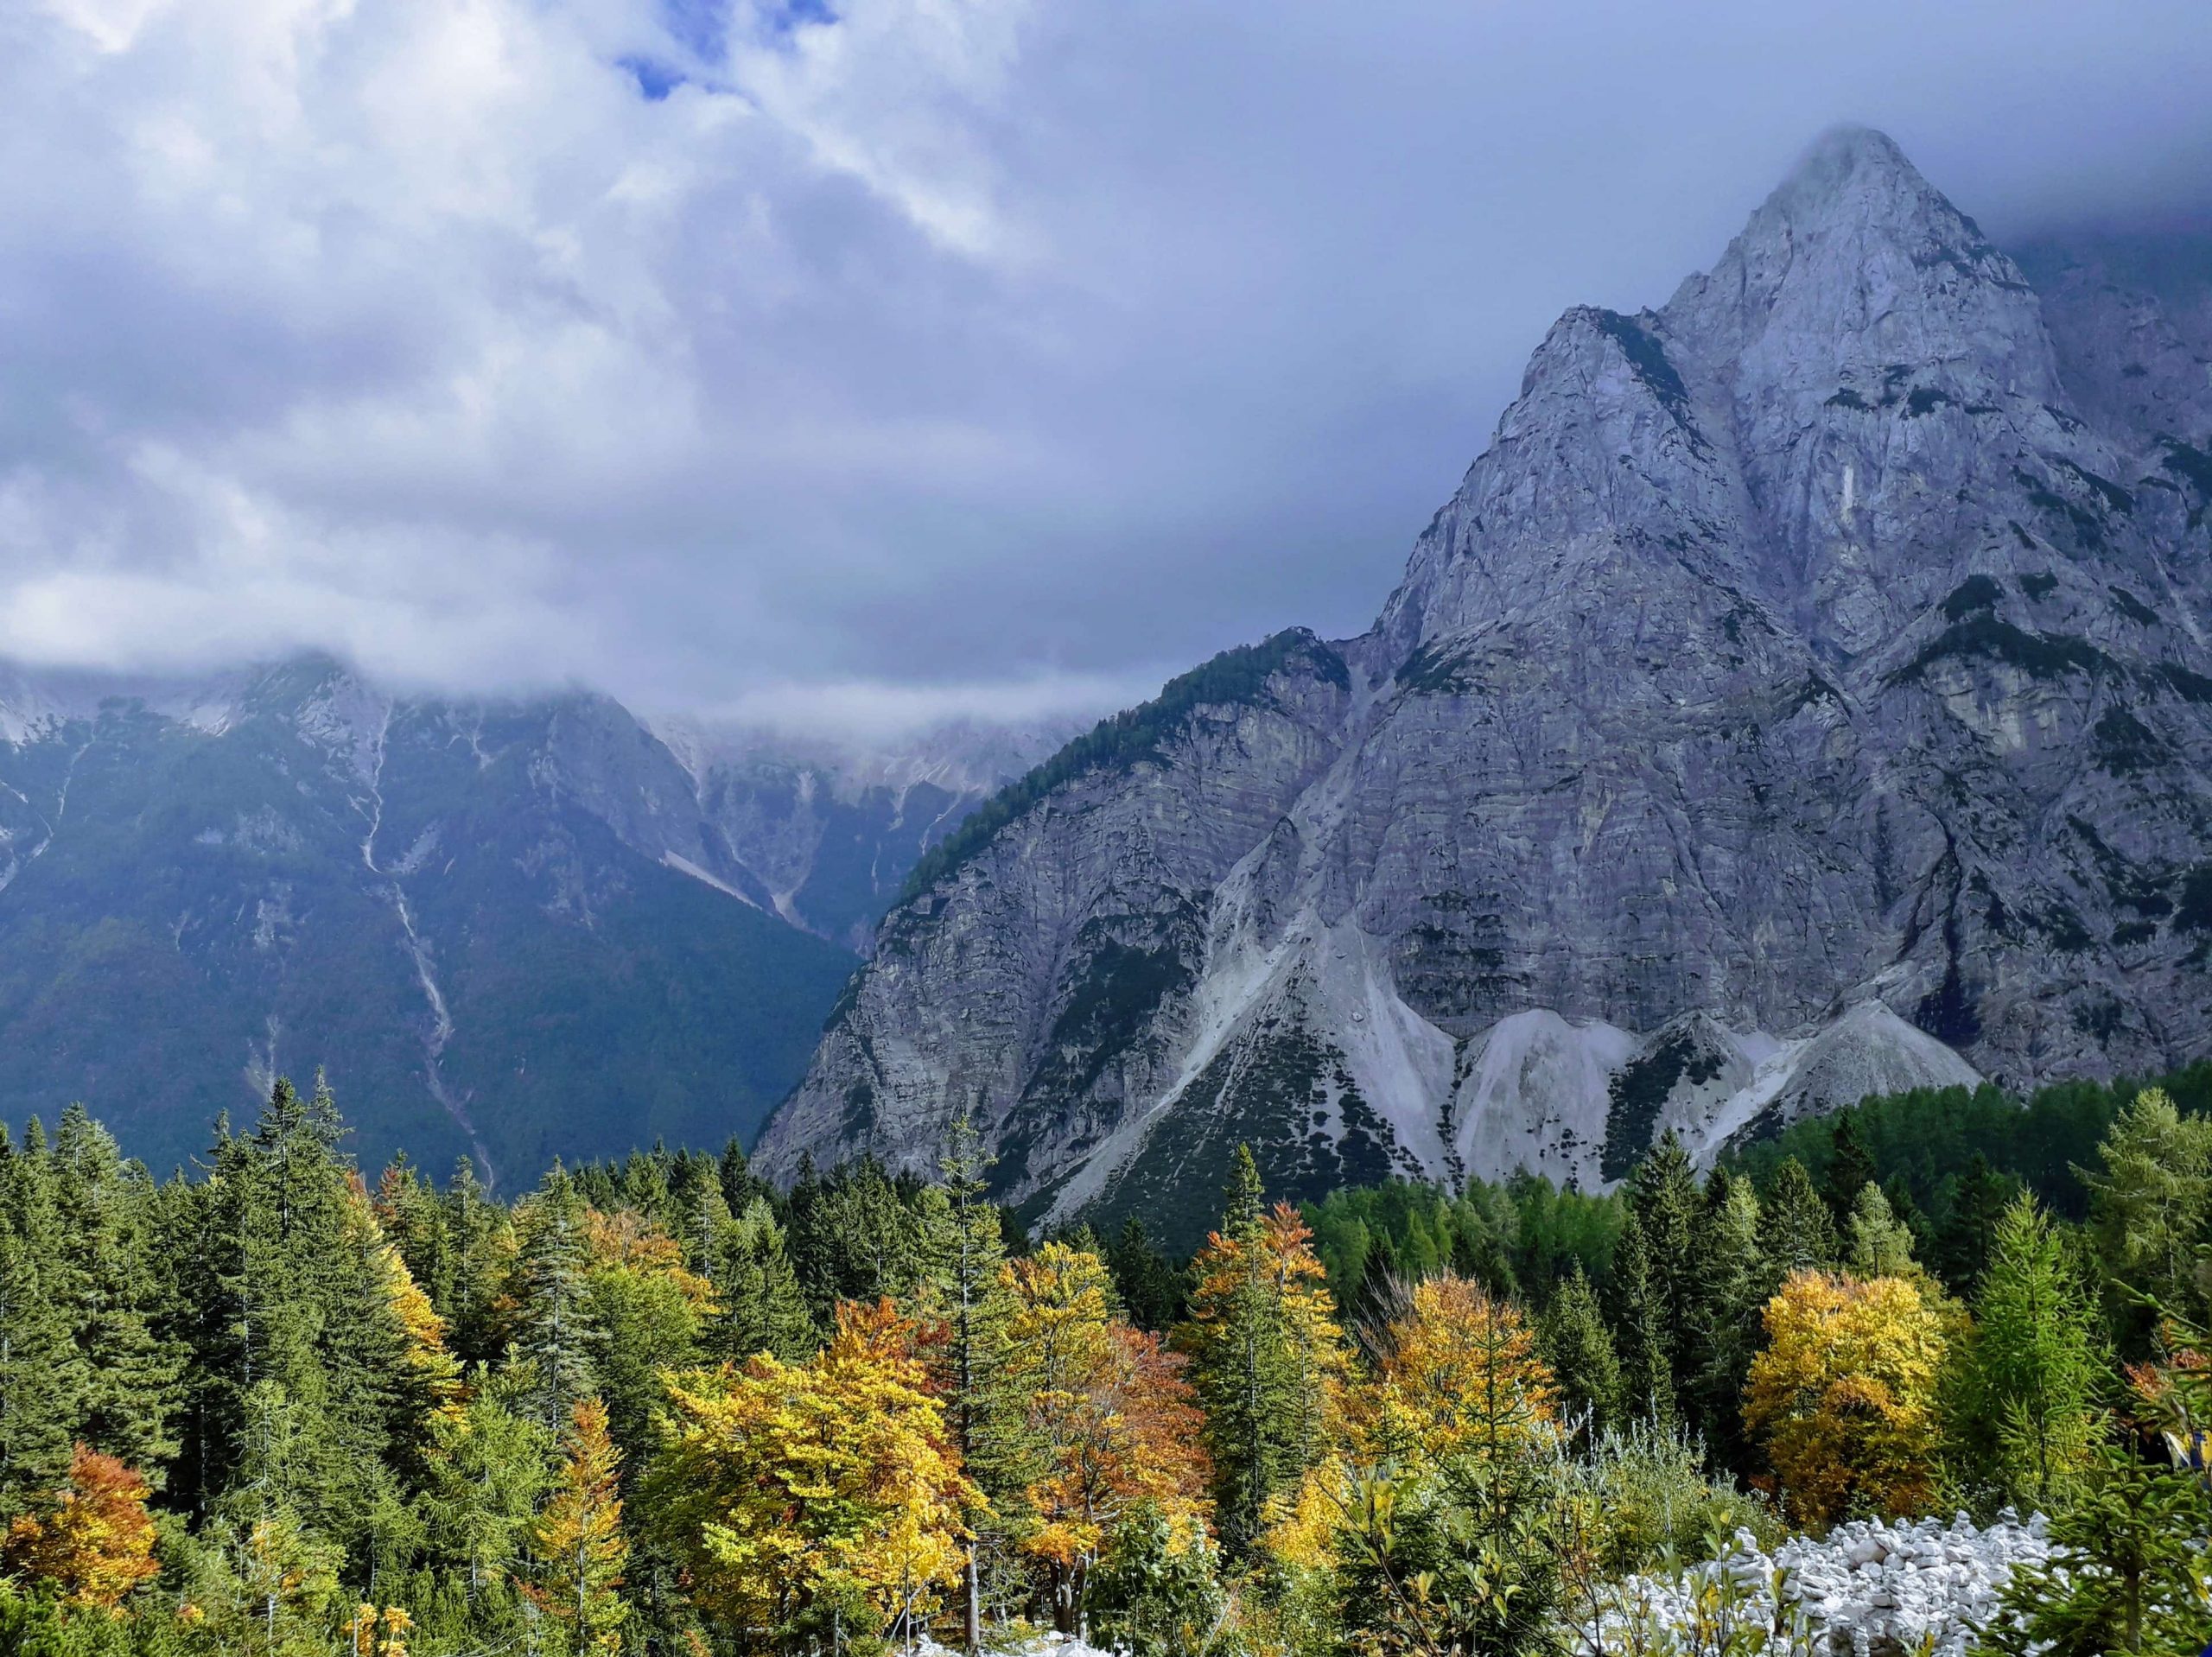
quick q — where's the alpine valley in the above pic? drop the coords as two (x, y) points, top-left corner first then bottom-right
(0, 654), (1061, 1184)
(759, 128), (2212, 1245)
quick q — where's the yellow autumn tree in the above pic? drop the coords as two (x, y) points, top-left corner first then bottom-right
(1001, 1245), (1212, 1628)
(1363, 1274), (1557, 1469)
(647, 1298), (979, 1650)
(1, 1444), (161, 1608)
(1744, 1270), (1948, 1526)
(527, 1397), (629, 1654)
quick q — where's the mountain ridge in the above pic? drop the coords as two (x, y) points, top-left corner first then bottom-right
(0, 653), (1054, 1181)
(759, 126), (2212, 1244)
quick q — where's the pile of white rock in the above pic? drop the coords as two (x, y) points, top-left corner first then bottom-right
(1582, 1512), (2053, 1656)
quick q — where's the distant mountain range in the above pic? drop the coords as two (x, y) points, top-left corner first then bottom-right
(0, 655), (1063, 1184)
(759, 128), (2212, 1247)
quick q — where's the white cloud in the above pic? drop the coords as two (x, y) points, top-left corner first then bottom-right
(2, 0), (2209, 731)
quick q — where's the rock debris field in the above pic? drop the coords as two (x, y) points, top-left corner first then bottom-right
(1585, 1513), (2051, 1655)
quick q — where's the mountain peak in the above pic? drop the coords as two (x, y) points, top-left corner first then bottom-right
(1769, 124), (1923, 213)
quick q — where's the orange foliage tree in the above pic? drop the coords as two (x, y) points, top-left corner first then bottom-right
(1001, 1244), (1212, 1628)
(1743, 1270), (1948, 1526)
(2, 1444), (161, 1608)
(1363, 1274), (1558, 1470)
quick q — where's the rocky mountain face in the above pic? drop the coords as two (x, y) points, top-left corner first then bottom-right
(0, 657), (1037, 1183)
(760, 128), (2212, 1246)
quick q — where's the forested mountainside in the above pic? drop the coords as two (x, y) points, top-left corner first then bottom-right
(3, 1062), (2212, 1654)
(764, 127), (2212, 1241)
(0, 655), (1048, 1183)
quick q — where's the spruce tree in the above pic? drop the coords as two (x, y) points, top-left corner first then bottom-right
(1758, 1157), (1840, 1290)
(53, 1105), (183, 1480)
(921, 1115), (1017, 1653)
(1608, 1212), (1675, 1428)
(1179, 1145), (1351, 1554)
(1936, 1153), (2025, 1295)
(1539, 1264), (1621, 1433)
(1625, 1132), (1701, 1394)
(1846, 1183), (1923, 1280)
(708, 1199), (816, 1363)
(1682, 1167), (1766, 1461)
(1104, 1216), (1186, 1332)
(505, 1168), (601, 1433)
(1823, 1115), (1879, 1225)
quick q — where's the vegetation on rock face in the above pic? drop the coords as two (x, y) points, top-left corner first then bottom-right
(899, 629), (1346, 901)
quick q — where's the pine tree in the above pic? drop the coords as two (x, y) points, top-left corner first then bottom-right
(528, 1397), (629, 1654)
(1823, 1115), (1879, 1225)
(1608, 1212), (1675, 1428)
(920, 1115), (1018, 1652)
(1104, 1217), (1186, 1333)
(1537, 1264), (1621, 1434)
(1758, 1157), (1840, 1290)
(505, 1169), (601, 1433)
(1177, 1146), (1350, 1554)
(1948, 1194), (2107, 1514)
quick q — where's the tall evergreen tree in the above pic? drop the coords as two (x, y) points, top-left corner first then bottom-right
(709, 1198), (817, 1363)
(1607, 1212), (1675, 1428)
(1538, 1264), (1621, 1434)
(1104, 1216), (1186, 1333)
(1682, 1167), (1767, 1460)
(920, 1115), (1018, 1653)
(1823, 1115), (1880, 1225)
(1948, 1195), (2107, 1514)
(1178, 1146), (1350, 1554)
(1758, 1157), (1840, 1290)
(505, 1168), (601, 1434)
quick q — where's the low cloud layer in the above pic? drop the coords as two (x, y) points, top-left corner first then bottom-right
(3, 0), (2209, 732)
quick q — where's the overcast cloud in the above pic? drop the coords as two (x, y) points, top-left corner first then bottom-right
(3, 0), (2209, 733)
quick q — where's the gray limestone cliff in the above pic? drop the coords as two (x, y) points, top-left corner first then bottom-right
(758, 129), (2212, 1243)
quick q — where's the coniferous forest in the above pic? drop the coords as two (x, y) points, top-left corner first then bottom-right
(3, 1067), (2212, 1655)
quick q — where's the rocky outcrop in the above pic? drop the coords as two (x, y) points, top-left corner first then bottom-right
(761, 127), (2212, 1241)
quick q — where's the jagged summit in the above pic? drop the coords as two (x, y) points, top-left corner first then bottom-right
(761, 130), (2212, 1241)
(1764, 124), (1933, 220)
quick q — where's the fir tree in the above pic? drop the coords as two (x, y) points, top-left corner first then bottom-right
(1758, 1157), (1840, 1290)
(1538, 1264), (1621, 1434)
(1823, 1114), (1879, 1225)
(505, 1169), (601, 1434)
(1607, 1212), (1675, 1428)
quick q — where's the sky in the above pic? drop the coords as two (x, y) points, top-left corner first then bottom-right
(3, 0), (2210, 735)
